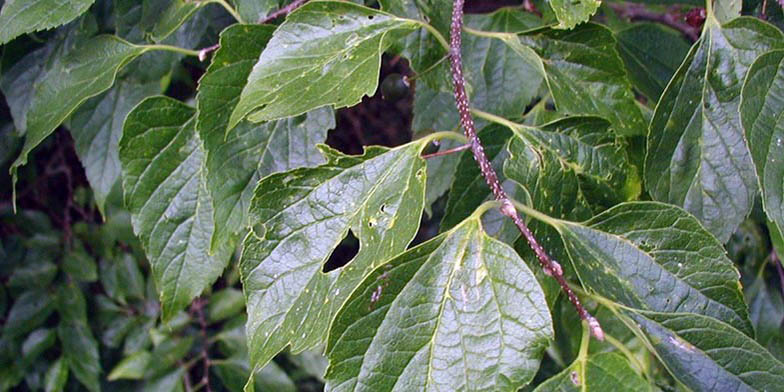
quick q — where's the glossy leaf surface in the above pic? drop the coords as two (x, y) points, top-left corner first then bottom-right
(625, 310), (784, 391)
(229, 1), (419, 128)
(197, 24), (334, 251)
(326, 217), (553, 392)
(0, 0), (95, 44)
(240, 141), (427, 379)
(553, 202), (751, 335)
(740, 49), (784, 244)
(10, 35), (145, 193)
(119, 96), (229, 321)
(533, 352), (650, 391)
(645, 17), (784, 242)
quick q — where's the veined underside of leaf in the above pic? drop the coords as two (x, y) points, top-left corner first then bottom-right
(547, 202), (751, 335)
(326, 217), (553, 392)
(240, 140), (428, 389)
(622, 309), (784, 391)
(228, 1), (420, 129)
(119, 96), (230, 322)
(645, 16), (784, 242)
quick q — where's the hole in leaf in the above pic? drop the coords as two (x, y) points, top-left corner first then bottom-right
(323, 229), (360, 273)
(380, 204), (387, 213)
(367, 15), (374, 20)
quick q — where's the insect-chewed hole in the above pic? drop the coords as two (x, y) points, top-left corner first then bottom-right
(323, 229), (360, 273)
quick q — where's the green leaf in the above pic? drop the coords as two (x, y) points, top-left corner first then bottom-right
(212, 357), (297, 392)
(62, 249), (98, 282)
(325, 217), (553, 391)
(0, 16), (97, 134)
(234, 0), (277, 23)
(70, 78), (160, 215)
(714, 0), (742, 24)
(505, 117), (639, 218)
(548, 0), (600, 29)
(740, 49), (784, 245)
(10, 35), (146, 196)
(424, 138), (462, 215)
(624, 309), (784, 391)
(551, 202), (752, 335)
(615, 23), (691, 102)
(497, 23), (645, 135)
(119, 96), (230, 321)
(645, 17), (784, 242)
(144, 0), (208, 42)
(534, 352), (651, 391)
(196, 24), (335, 251)
(143, 368), (185, 392)
(7, 258), (57, 289)
(228, 1), (419, 128)
(22, 328), (57, 365)
(745, 269), (784, 361)
(57, 286), (101, 392)
(0, 0), (95, 44)
(44, 358), (69, 392)
(3, 290), (54, 339)
(207, 288), (245, 323)
(241, 140), (427, 378)
(107, 350), (151, 380)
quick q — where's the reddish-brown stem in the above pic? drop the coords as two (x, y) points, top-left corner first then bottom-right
(258, 0), (309, 24)
(422, 143), (472, 159)
(449, 0), (603, 340)
(607, 3), (700, 42)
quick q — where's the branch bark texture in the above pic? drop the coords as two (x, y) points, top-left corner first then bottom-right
(448, 0), (604, 340)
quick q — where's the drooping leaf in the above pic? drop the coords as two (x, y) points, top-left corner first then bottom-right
(615, 23), (691, 102)
(0, 16), (97, 134)
(70, 78), (160, 215)
(119, 96), (230, 321)
(22, 328), (57, 366)
(0, 0), (95, 44)
(325, 217), (553, 392)
(212, 357), (297, 392)
(10, 35), (146, 195)
(107, 351), (151, 381)
(2, 290), (54, 339)
(550, 202), (752, 335)
(624, 309), (784, 391)
(533, 352), (651, 391)
(489, 23), (646, 135)
(548, 0), (600, 29)
(207, 288), (246, 323)
(745, 269), (784, 361)
(645, 17), (784, 242)
(228, 1), (419, 128)
(196, 24), (334, 251)
(56, 284), (101, 392)
(143, 0), (209, 42)
(44, 357), (69, 392)
(740, 49), (784, 244)
(240, 140), (427, 380)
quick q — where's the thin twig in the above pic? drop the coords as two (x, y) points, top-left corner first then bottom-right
(607, 3), (700, 42)
(258, 0), (309, 24)
(198, 43), (220, 62)
(449, 0), (604, 340)
(190, 298), (212, 392)
(422, 143), (472, 159)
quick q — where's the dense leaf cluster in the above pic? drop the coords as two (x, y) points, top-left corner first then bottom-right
(1, 0), (783, 391)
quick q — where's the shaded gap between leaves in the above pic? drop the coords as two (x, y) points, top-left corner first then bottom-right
(323, 229), (360, 273)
